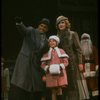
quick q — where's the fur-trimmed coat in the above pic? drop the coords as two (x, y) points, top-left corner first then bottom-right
(41, 47), (69, 88)
(57, 29), (83, 87)
(57, 29), (85, 100)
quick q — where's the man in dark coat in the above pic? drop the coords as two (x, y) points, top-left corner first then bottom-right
(8, 17), (50, 100)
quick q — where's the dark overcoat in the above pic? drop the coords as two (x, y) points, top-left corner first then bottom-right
(11, 23), (48, 92)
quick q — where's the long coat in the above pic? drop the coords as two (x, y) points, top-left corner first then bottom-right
(41, 47), (69, 88)
(57, 29), (86, 100)
(58, 30), (82, 87)
(11, 23), (48, 92)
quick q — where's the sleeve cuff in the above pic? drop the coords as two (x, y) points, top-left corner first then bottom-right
(95, 65), (99, 71)
(44, 65), (49, 71)
(60, 63), (65, 69)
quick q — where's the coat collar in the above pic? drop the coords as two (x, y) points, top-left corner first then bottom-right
(41, 47), (69, 61)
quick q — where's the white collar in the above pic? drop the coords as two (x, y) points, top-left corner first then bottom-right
(41, 47), (69, 61)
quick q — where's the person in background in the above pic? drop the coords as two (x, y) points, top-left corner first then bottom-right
(9, 17), (50, 100)
(56, 15), (89, 100)
(41, 35), (69, 100)
(1, 57), (10, 100)
(80, 33), (99, 100)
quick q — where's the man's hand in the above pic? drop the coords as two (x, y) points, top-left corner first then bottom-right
(79, 64), (83, 72)
(15, 16), (22, 23)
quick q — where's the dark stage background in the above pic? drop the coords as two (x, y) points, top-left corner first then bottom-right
(1, 0), (98, 60)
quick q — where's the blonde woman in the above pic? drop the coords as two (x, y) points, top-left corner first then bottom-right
(56, 16), (89, 100)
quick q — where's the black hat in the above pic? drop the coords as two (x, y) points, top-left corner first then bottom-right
(39, 18), (50, 27)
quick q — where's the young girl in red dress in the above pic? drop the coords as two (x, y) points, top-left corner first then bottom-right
(41, 35), (69, 100)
